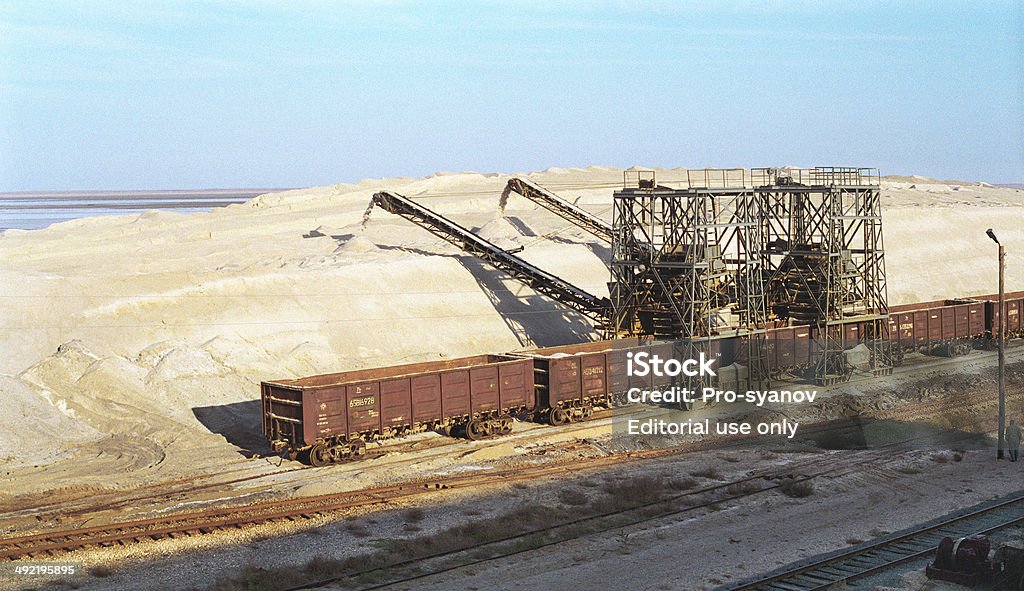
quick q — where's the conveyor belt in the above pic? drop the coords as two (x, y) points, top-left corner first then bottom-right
(372, 191), (611, 323)
(504, 178), (614, 242)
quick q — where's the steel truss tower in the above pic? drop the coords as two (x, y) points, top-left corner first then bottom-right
(609, 170), (770, 388)
(754, 167), (891, 385)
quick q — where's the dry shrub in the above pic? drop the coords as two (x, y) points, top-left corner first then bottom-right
(602, 476), (670, 504)
(558, 489), (590, 506)
(346, 522), (371, 537)
(778, 477), (815, 498)
(725, 480), (762, 495)
(689, 466), (723, 480)
(667, 477), (697, 490)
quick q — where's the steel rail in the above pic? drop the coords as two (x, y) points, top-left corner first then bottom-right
(721, 494), (1024, 591)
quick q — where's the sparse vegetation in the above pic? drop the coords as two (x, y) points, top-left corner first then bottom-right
(346, 522), (371, 537)
(778, 477), (815, 498)
(689, 466), (723, 480)
(558, 488), (589, 506)
(726, 480), (762, 495)
(667, 477), (698, 490)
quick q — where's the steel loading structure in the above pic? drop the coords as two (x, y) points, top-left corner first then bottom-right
(606, 167), (890, 385)
(372, 166), (891, 386)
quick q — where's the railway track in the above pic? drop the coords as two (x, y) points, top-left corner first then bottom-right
(1, 351), (1018, 564)
(277, 429), (989, 591)
(0, 415), (929, 562)
(720, 492), (1024, 591)
(0, 443), (683, 562)
(0, 390), (1015, 563)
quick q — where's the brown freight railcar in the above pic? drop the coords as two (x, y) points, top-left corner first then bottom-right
(262, 354), (534, 466)
(510, 340), (627, 425)
(977, 291), (1024, 340)
(889, 300), (984, 356)
(887, 299), (986, 357)
(511, 338), (709, 421)
(764, 325), (815, 377)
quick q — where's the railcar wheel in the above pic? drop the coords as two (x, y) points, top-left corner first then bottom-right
(351, 439), (366, 456)
(549, 407), (570, 426)
(465, 420), (486, 441)
(309, 444), (330, 467)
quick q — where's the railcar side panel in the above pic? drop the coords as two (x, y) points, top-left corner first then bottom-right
(498, 362), (534, 410)
(411, 374), (442, 423)
(346, 383), (380, 435)
(440, 371), (471, 418)
(379, 378), (412, 429)
(310, 386), (347, 444)
(548, 356), (582, 406)
(469, 366), (500, 413)
(581, 353), (608, 398)
(968, 303), (985, 336)
(793, 327), (812, 367)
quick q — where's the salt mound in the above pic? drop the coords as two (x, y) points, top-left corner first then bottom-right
(20, 340), (101, 390)
(201, 335), (267, 370)
(136, 340), (187, 370)
(0, 375), (103, 468)
(476, 216), (522, 249)
(147, 347), (226, 383)
(333, 234), (380, 255)
(844, 343), (872, 369)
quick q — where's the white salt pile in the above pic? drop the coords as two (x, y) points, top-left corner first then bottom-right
(0, 166), (1021, 493)
(476, 216), (523, 251)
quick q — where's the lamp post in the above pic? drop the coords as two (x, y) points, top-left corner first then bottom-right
(987, 228), (1006, 460)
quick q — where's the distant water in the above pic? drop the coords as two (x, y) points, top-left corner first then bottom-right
(0, 189), (291, 231)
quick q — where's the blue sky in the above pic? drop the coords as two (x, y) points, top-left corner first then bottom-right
(0, 1), (1021, 190)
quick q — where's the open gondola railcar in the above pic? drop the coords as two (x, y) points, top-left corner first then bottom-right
(510, 338), (709, 420)
(888, 298), (988, 358)
(977, 290), (1024, 340)
(262, 354), (534, 466)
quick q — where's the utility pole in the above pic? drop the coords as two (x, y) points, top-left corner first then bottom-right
(987, 229), (1006, 459)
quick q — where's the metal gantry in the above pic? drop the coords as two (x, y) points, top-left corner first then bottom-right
(608, 169), (770, 386)
(754, 167), (890, 384)
(607, 167), (889, 385)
